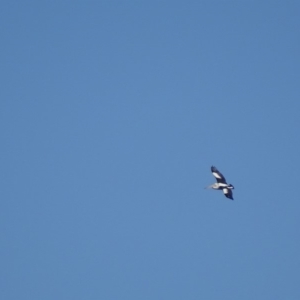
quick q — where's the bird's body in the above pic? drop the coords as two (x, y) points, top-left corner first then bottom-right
(206, 166), (234, 200)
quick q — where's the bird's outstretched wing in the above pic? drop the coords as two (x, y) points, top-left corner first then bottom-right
(223, 188), (234, 200)
(211, 166), (227, 184)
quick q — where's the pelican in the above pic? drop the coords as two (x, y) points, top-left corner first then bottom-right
(206, 166), (234, 200)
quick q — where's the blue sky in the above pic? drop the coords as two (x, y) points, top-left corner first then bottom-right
(1, 1), (300, 299)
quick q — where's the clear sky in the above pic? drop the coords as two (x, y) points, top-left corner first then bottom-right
(1, 1), (300, 299)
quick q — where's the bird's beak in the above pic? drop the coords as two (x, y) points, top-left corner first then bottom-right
(204, 185), (213, 189)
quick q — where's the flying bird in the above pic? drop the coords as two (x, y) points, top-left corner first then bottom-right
(206, 166), (234, 200)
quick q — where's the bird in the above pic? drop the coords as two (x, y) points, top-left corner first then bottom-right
(206, 166), (234, 200)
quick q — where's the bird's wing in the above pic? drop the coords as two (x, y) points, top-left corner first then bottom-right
(211, 166), (227, 183)
(223, 188), (234, 200)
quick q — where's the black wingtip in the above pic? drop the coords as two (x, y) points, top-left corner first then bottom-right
(225, 194), (234, 200)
